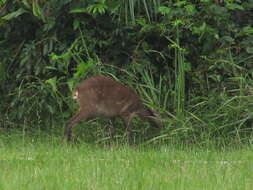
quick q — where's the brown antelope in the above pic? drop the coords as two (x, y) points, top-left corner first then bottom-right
(64, 75), (162, 142)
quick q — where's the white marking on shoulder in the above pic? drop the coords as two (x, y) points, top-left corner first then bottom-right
(73, 91), (78, 99)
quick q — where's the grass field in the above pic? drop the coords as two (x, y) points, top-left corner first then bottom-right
(0, 131), (253, 190)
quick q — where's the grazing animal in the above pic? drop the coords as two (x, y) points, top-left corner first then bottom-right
(64, 75), (162, 141)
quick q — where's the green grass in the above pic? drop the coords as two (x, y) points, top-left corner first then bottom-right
(0, 131), (253, 190)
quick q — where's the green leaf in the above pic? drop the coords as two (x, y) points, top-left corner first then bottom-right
(1, 8), (26, 21)
(45, 77), (57, 93)
(32, 2), (41, 18)
(46, 105), (54, 114)
(50, 52), (70, 61)
(246, 47), (253, 54)
(21, 0), (31, 9)
(242, 26), (253, 35)
(31, 1), (45, 22)
(209, 5), (227, 15)
(73, 19), (80, 30)
(184, 62), (191, 71)
(172, 19), (183, 27)
(200, 0), (210, 2)
(73, 59), (95, 79)
(69, 8), (87, 14)
(226, 3), (244, 10)
(185, 5), (195, 14)
(158, 6), (171, 16)
(86, 4), (107, 16)
(192, 22), (206, 36)
(45, 66), (57, 71)
(67, 79), (75, 91)
(221, 36), (235, 44)
(174, 0), (187, 7)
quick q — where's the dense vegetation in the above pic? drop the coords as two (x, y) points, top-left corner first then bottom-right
(0, 0), (253, 144)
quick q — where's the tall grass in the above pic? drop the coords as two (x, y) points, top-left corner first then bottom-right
(173, 26), (185, 118)
(95, 51), (252, 145)
(118, 0), (161, 24)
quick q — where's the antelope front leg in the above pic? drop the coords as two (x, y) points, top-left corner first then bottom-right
(64, 111), (90, 142)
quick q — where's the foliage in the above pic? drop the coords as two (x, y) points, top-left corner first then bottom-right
(0, 0), (253, 143)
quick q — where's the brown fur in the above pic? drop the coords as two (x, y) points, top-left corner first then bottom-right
(64, 75), (162, 142)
